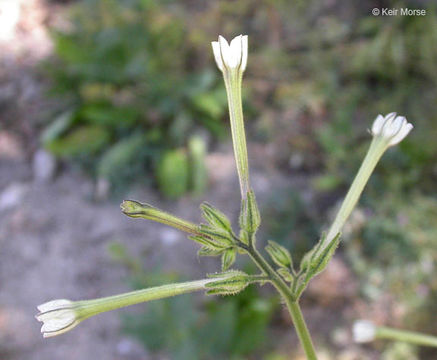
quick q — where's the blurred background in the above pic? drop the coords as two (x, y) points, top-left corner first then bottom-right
(1, 0), (436, 359)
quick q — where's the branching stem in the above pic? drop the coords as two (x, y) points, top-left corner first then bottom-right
(245, 244), (318, 360)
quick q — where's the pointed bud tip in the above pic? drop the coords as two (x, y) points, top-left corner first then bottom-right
(120, 200), (144, 215)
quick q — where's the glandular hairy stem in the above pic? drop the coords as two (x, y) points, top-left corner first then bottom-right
(245, 245), (318, 360)
(324, 137), (387, 249)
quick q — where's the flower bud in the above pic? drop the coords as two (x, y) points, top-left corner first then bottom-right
(370, 112), (413, 147)
(36, 299), (80, 338)
(211, 35), (248, 72)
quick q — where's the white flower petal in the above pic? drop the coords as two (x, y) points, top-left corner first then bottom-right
(37, 299), (73, 313)
(228, 35), (242, 68)
(371, 114), (385, 135)
(218, 35), (231, 68)
(43, 321), (79, 338)
(240, 35), (248, 71)
(385, 112), (397, 121)
(211, 34), (249, 73)
(36, 298), (79, 337)
(40, 310), (76, 332)
(389, 122), (413, 146)
(370, 112), (412, 146)
(211, 41), (223, 71)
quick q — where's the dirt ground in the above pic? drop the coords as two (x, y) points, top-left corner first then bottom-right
(0, 148), (298, 360)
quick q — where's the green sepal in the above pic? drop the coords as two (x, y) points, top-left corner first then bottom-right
(205, 270), (250, 296)
(221, 248), (236, 271)
(300, 232), (341, 276)
(239, 190), (261, 236)
(189, 235), (228, 251)
(265, 240), (293, 269)
(198, 224), (233, 246)
(239, 229), (249, 245)
(200, 202), (233, 234)
(277, 267), (294, 282)
(295, 232), (341, 298)
(307, 232), (341, 277)
(239, 190), (261, 233)
(197, 246), (223, 257)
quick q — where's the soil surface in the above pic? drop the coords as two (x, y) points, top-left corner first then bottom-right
(0, 150), (298, 360)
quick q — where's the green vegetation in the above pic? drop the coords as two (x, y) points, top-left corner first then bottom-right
(42, 0), (226, 195)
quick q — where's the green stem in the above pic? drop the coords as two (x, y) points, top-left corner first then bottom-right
(76, 279), (211, 320)
(324, 137), (387, 249)
(223, 70), (250, 199)
(246, 245), (318, 359)
(285, 299), (318, 360)
(376, 327), (437, 348)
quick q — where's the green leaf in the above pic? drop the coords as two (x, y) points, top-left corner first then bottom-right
(265, 240), (293, 269)
(41, 110), (75, 145)
(98, 134), (146, 180)
(156, 150), (189, 199)
(221, 248), (236, 271)
(80, 104), (139, 127)
(45, 125), (110, 157)
(188, 136), (208, 197)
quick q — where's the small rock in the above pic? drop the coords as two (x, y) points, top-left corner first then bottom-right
(32, 149), (56, 183)
(0, 182), (28, 211)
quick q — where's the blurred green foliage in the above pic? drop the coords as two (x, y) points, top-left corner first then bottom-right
(43, 0), (227, 195)
(108, 242), (277, 360)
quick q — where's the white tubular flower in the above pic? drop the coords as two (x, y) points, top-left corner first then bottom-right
(211, 35), (248, 72)
(36, 278), (230, 338)
(36, 299), (79, 338)
(353, 320), (376, 343)
(370, 112), (413, 147)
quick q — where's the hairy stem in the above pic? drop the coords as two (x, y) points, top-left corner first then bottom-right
(246, 245), (318, 359)
(75, 279), (212, 320)
(324, 137), (386, 249)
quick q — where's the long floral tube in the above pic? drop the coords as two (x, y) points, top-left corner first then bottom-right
(323, 113), (413, 249)
(212, 35), (250, 198)
(36, 278), (215, 338)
